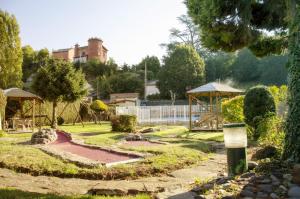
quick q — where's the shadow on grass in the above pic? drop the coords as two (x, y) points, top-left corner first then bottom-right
(0, 188), (72, 199)
(161, 138), (212, 153)
(0, 188), (150, 199)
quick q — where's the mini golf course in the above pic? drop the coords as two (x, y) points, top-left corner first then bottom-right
(50, 131), (141, 164)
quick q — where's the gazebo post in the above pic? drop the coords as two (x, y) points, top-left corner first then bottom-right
(189, 94), (192, 130)
(38, 101), (42, 130)
(216, 92), (219, 130)
(32, 99), (35, 133)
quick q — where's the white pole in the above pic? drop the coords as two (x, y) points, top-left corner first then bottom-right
(144, 61), (147, 100)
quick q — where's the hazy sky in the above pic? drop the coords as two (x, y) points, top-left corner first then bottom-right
(0, 0), (187, 65)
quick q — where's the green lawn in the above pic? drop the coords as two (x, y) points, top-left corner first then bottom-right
(0, 188), (150, 199)
(0, 123), (220, 180)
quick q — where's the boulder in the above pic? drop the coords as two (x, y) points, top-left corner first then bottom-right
(292, 164), (300, 185)
(31, 128), (57, 144)
(125, 133), (147, 141)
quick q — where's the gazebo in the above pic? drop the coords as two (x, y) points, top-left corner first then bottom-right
(187, 82), (243, 131)
(3, 88), (43, 133)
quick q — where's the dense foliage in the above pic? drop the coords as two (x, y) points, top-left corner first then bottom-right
(32, 59), (87, 128)
(221, 96), (244, 123)
(186, 0), (300, 161)
(97, 72), (144, 99)
(22, 46), (50, 82)
(134, 56), (161, 80)
(0, 10), (23, 88)
(244, 86), (276, 140)
(157, 45), (205, 99)
(90, 100), (108, 112)
(111, 115), (137, 132)
(257, 114), (285, 154)
(0, 89), (6, 116)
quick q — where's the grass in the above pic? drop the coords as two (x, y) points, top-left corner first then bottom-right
(0, 123), (217, 180)
(178, 132), (224, 142)
(0, 188), (150, 199)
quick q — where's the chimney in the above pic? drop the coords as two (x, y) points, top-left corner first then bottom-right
(74, 43), (80, 57)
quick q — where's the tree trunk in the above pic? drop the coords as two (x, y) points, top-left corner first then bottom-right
(51, 100), (57, 129)
(283, 2), (300, 162)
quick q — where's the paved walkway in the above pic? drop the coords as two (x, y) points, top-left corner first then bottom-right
(0, 150), (226, 198)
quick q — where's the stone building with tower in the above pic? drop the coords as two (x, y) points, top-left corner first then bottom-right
(52, 37), (108, 63)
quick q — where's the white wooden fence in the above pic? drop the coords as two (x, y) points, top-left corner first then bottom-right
(116, 105), (215, 124)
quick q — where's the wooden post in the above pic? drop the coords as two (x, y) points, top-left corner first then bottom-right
(38, 101), (42, 130)
(32, 99), (35, 133)
(189, 95), (192, 130)
(216, 93), (219, 130)
(209, 93), (213, 112)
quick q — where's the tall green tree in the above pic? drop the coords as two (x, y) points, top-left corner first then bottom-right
(157, 44), (205, 99)
(186, 0), (300, 162)
(231, 48), (260, 84)
(136, 56), (161, 80)
(32, 59), (87, 128)
(259, 55), (288, 86)
(98, 72), (144, 99)
(0, 10), (23, 88)
(205, 51), (235, 82)
(22, 46), (50, 82)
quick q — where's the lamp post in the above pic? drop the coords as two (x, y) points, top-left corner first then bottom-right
(223, 123), (248, 176)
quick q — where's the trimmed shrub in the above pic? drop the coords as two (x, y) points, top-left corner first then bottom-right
(57, 116), (64, 125)
(111, 115), (137, 132)
(221, 96), (244, 123)
(244, 86), (276, 140)
(90, 100), (108, 112)
(252, 146), (279, 160)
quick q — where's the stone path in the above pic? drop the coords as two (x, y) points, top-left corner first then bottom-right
(0, 149), (226, 199)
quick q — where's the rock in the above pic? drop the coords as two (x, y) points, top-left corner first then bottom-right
(292, 164), (300, 185)
(241, 172), (255, 179)
(257, 191), (268, 198)
(138, 128), (156, 134)
(270, 193), (279, 199)
(279, 185), (288, 192)
(257, 184), (272, 193)
(248, 161), (258, 170)
(31, 129), (57, 145)
(288, 186), (300, 197)
(125, 133), (146, 141)
(240, 189), (255, 197)
(216, 177), (229, 184)
(194, 196), (205, 199)
(284, 174), (293, 182)
(258, 178), (272, 184)
(222, 183), (231, 189)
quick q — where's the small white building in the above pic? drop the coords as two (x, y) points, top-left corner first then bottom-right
(145, 80), (160, 97)
(109, 93), (140, 106)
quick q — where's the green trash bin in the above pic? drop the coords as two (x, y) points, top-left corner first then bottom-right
(223, 123), (248, 176)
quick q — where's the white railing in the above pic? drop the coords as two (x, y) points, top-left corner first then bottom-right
(116, 105), (215, 124)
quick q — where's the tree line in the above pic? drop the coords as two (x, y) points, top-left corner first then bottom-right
(1, 10), (288, 102)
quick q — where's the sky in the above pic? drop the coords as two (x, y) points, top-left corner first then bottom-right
(0, 0), (187, 65)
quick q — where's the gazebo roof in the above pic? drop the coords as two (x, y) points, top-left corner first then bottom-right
(187, 82), (244, 96)
(4, 88), (42, 101)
